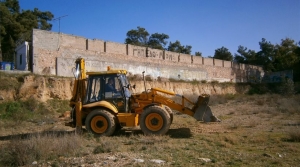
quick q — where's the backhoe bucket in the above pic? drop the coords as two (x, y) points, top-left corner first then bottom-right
(193, 95), (220, 122)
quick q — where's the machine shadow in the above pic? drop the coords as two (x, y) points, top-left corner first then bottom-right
(167, 128), (192, 138)
(114, 127), (192, 138)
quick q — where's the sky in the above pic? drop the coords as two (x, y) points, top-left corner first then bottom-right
(19, 0), (300, 57)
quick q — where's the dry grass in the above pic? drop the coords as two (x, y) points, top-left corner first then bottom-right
(0, 94), (300, 166)
(0, 132), (84, 166)
(287, 127), (300, 142)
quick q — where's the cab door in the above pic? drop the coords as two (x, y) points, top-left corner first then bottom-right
(103, 75), (128, 113)
(85, 75), (102, 104)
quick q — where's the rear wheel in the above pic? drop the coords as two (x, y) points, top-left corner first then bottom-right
(85, 109), (116, 136)
(140, 105), (171, 135)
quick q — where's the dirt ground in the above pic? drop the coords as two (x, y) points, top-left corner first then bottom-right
(0, 94), (299, 167)
(1, 73), (299, 166)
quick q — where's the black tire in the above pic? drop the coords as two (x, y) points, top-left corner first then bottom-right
(70, 107), (76, 126)
(85, 109), (116, 136)
(140, 105), (171, 135)
(164, 106), (173, 124)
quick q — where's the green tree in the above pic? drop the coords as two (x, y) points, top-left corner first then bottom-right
(256, 38), (276, 71)
(234, 38), (275, 71)
(147, 33), (169, 50)
(0, 0), (22, 59)
(195, 51), (202, 56)
(214, 46), (233, 61)
(125, 27), (170, 50)
(0, 0), (53, 61)
(125, 26), (149, 46)
(234, 45), (257, 64)
(167, 40), (192, 54)
(125, 27), (192, 54)
(293, 42), (300, 81)
(235, 38), (300, 80)
(273, 38), (299, 71)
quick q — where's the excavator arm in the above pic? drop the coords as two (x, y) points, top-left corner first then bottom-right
(70, 58), (87, 103)
(67, 58), (87, 130)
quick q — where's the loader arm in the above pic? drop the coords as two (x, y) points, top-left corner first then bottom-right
(151, 88), (194, 116)
(132, 87), (219, 122)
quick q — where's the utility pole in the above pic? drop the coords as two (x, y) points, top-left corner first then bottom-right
(53, 15), (68, 33)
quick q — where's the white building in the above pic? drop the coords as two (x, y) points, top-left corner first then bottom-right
(15, 41), (31, 71)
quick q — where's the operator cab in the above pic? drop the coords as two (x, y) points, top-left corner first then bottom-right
(85, 73), (132, 113)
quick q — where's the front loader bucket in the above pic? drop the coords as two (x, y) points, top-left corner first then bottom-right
(193, 95), (221, 122)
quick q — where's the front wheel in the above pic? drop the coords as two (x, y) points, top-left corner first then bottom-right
(85, 109), (116, 136)
(164, 105), (173, 124)
(140, 105), (171, 135)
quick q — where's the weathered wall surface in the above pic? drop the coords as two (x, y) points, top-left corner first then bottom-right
(127, 44), (146, 57)
(203, 57), (214, 66)
(0, 74), (249, 102)
(179, 53), (191, 64)
(32, 29), (263, 82)
(87, 39), (104, 52)
(164, 50), (178, 62)
(214, 59), (223, 67)
(192, 56), (202, 65)
(105, 41), (127, 55)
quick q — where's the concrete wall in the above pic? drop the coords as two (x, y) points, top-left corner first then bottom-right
(232, 62), (240, 69)
(214, 59), (223, 67)
(87, 39), (104, 52)
(32, 29), (59, 51)
(147, 48), (164, 60)
(30, 29), (264, 82)
(164, 50), (178, 62)
(191, 56), (202, 65)
(127, 44), (146, 57)
(60, 34), (86, 50)
(179, 53), (191, 64)
(57, 57), (208, 81)
(203, 57), (214, 66)
(223, 61), (231, 68)
(105, 41), (127, 55)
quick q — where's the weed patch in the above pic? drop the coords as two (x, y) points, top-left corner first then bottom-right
(47, 99), (70, 113)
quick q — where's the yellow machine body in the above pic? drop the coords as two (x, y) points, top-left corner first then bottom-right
(66, 58), (219, 136)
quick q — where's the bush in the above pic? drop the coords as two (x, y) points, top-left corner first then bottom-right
(210, 80), (219, 84)
(0, 101), (32, 122)
(47, 99), (70, 113)
(190, 79), (199, 85)
(277, 79), (295, 95)
(0, 98), (53, 122)
(248, 79), (296, 95)
(248, 83), (269, 95)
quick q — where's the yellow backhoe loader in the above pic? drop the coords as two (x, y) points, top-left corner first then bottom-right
(65, 58), (220, 136)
